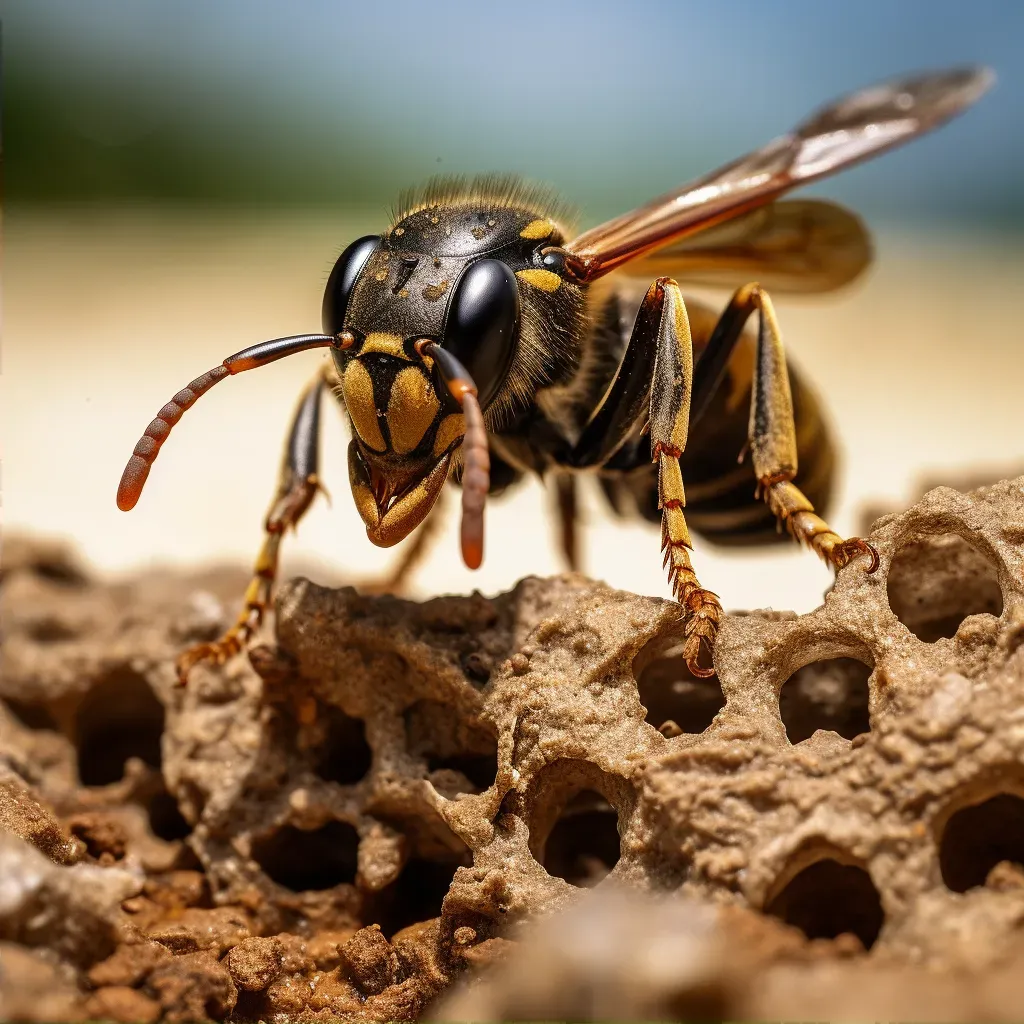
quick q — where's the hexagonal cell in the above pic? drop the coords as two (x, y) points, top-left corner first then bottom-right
(525, 759), (632, 888)
(780, 657), (872, 744)
(939, 792), (1024, 893)
(314, 708), (373, 785)
(251, 820), (359, 892)
(765, 856), (883, 950)
(633, 643), (725, 736)
(75, 668), (164, 786)
(887, 533), (1003, 642)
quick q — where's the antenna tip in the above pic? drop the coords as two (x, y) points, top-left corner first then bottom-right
(117, 456), (149, 511)
(461, 537), (483, 571)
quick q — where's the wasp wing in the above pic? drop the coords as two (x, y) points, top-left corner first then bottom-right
(563, 67), (992, 282)
(620, 199), (871, 294)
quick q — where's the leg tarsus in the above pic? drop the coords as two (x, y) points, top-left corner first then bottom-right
(177, 375), (325, 684)
(759, 478), (878, 574)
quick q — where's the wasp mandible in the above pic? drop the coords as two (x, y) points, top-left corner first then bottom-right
(117, 67), (993, 682)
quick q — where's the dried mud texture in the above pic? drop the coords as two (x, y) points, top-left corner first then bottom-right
(1, 476), (1024, 1021)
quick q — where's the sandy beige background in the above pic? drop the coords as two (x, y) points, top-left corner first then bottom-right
(5, 208), (1023, 614)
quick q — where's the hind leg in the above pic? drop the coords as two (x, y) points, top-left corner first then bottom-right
(176, 372), (327, 683)
(729, 283), (878, 571)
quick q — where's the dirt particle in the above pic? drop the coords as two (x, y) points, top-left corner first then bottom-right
(226, 935), (283, 991)
(341, 924), (399, 995)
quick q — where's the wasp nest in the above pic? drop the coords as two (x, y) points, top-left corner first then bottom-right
(2, 476), (1023, 1021)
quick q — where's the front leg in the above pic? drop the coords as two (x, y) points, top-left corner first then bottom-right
(176, 372), (327, 682)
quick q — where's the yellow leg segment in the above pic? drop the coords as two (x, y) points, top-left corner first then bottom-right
(656, 443), (722, 678)
(743, 282), (878, 574)
(176, 471), (322, 683)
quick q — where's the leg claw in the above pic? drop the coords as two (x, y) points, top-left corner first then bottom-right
(175, 636), (242, 686)
(680, 588), (722, 679)
(831, 538), (880, 574)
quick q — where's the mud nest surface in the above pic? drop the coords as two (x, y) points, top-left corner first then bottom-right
(2, 477), (1024, 1021)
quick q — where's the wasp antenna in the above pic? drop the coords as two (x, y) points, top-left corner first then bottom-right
(459, 391), (489, 570)
(117, 333), (346, 511)
(419, 341), (491, 570)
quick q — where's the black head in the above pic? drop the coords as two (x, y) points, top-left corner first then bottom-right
(321, 180), (583, 548)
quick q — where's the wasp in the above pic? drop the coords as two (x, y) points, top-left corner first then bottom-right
(118, 68), (992, 682)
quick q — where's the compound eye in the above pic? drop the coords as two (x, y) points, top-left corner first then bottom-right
(321, 235), (379, 335)
(443, 259), (520, 408)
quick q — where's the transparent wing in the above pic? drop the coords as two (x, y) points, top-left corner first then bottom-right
(562, 67), (993, 282)
(621, 199), (872, 294)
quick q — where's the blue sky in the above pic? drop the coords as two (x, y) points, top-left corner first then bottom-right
(7, 0), (1023, 223)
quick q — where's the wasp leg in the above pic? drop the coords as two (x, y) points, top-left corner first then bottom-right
(564, 296), (657, 469)
(553, 473), (580, 571)
(176, 373), (327, 683)
(644, 279), (724, 678)
(718, 283), (879, 573)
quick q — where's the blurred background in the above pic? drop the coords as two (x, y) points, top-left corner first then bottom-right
(5, 0), (1024, 614)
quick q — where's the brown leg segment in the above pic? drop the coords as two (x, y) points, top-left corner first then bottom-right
(554, 474), (580, 572)
(645, 278), (723, 678)
(176, 373), (326, 683)
(740, 282), (879, 573)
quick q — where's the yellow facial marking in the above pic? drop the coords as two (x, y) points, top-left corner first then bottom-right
(387, 366), (440, 454)
(347, 442), (380, 530)
(520, 219), (554, 240)
(342, 360), (387, 451)
(432, 413), (465, 457)
(516, 268), (562, 292)
(361, 332), (410, 359)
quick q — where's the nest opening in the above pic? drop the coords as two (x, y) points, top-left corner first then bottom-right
(887, 533), (1003, 642)
(252, 820), (359, 892)
(427, 752), (499, 792)
(633, 642), (726, 735)
(542, 789), (621, 887)
(939, 792), (1024, 893)
(405, 699), (499, 794)
(780, 657), (872, 743)
(364, 857), (461, 937)
(75, 668), (164, 786)
(765, 856), (883, 950)
(314, 708), (373, 785)
(524, 759), (631, 888)
(147, 789), (192, 841)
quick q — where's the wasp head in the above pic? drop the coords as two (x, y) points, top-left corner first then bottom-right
(323, 186), (581, 549)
